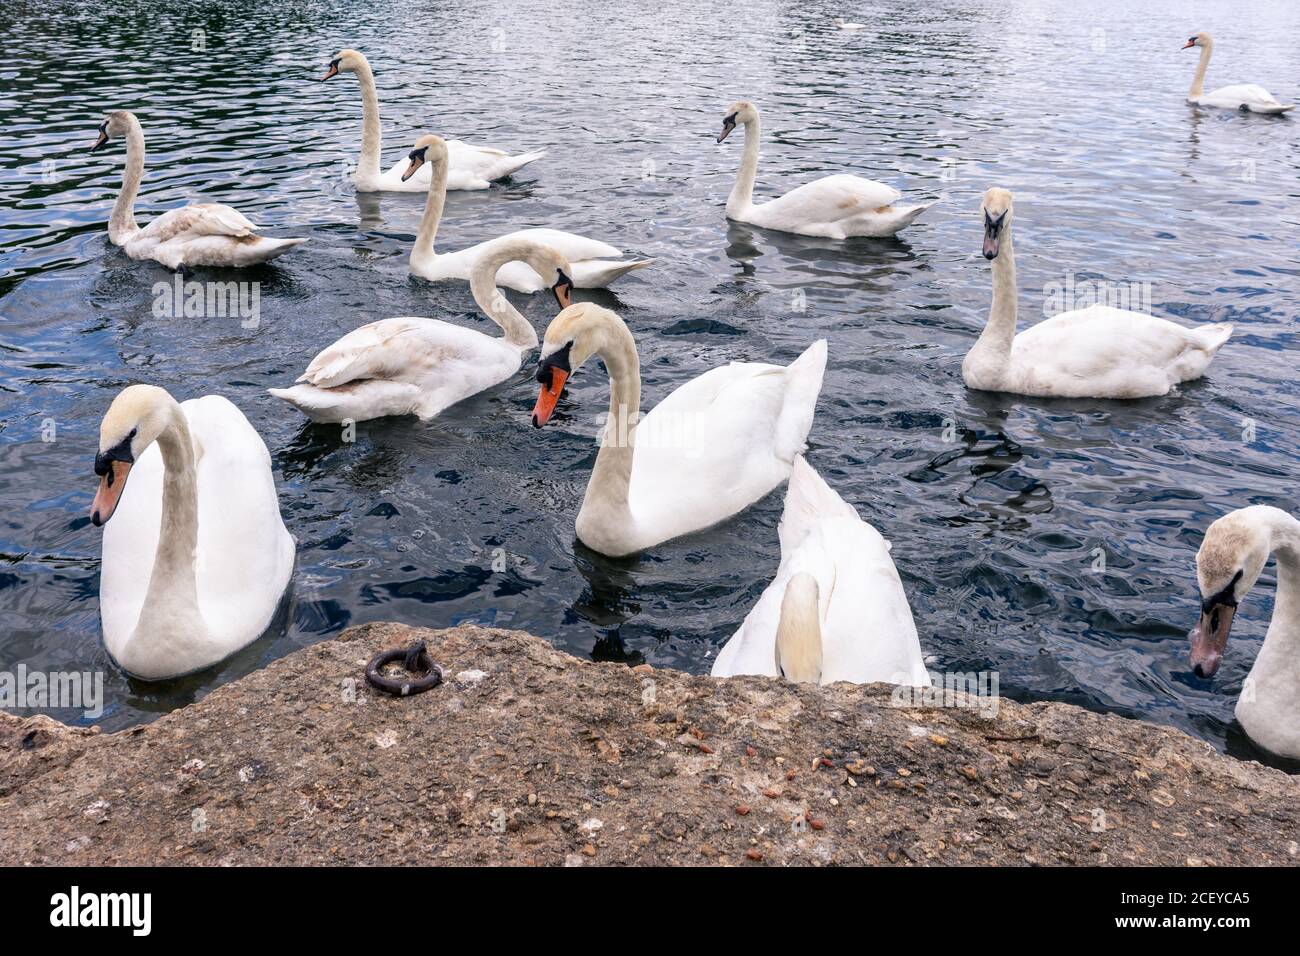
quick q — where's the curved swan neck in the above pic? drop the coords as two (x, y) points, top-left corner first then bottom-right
(775, 572), (823, 684)
(978, 225), (1019, 359)
(353, 56), (383, 180)
(110, 115), (145, 244)
(412, 155), (448, 263)
(469, 245), (539, 350)
(134, 402), (205, 637)
(1256, 508), (1300, 640)
(727, 115), (761, 215)
(1189, 39), (1212, 99)
(584, 318), (642, 521)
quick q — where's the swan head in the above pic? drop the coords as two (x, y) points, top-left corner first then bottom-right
(91, 384), (176, 527)
(401, 134), (449, 182)
(479, 238), (574, 311)
(531, 303), (623, 428)
(321, 48), (367, 81)
(717, 101), (758, 143)
(980, 187), (1014, 260)
(1191, 509), (1270, 678)
(775, 572), (823, 684)
(1182, 32), (1211, 51)
(90, 110), (136, 153)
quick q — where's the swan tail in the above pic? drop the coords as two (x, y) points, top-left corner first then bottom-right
(268, 380), (417, 424)
(487, 149), (547, 180)
(884, 201), (935, 233)
(571, 257), (655, 289)
(253, 236), (308, 263)
(773, 339), (828, 464)
(1256, 103), (1294, 114)
(1192, 322), (1233, 354)
(778, 456), (856, 553)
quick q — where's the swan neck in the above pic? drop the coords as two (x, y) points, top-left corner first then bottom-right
(1190, 40), (1212, 99)
(412, 156), (448, 263)
(110, 118), (144, 243)
(585, 319), (641, 521)
(354, 58), (383, 180)
(980, 226), (1019, 358)
(727, 116), (760, 215)
(469, 248), (538, 350)
(1262, 510), (1300, 651)
(775, 572), (823, 684)
(136, 403), (204, 635)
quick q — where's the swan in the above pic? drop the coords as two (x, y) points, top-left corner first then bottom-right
(711, 457), (930, 687)
(715, 101), (934, 238)
(90, 111), (307, 270)
(834, 18), (865, 30)
(1190, 505), (1300, 760)
(89, 385), (295, 681)
(322, 48), (547, 191)
(530, 303), (826, 557)
(963, 187), (1233, 399)
(404, 134), (653, 290)
(269, 237), (574, 423)
(1182, 32), (1293, 114)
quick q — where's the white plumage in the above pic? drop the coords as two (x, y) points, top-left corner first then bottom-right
(712, 457), (930, 686)
(1183, 32), (1293, 114)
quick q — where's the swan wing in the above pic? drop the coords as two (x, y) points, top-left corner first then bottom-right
(138, 203), (259, 242)
(749, 174), (902, 227)
(627, 341), (825, 541)
(187, 396), (294, 643)
(299, 318), (494, 388)
(1204, 83), (1283, 107)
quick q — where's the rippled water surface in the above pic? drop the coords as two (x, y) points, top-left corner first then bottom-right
(2, 0), (1298, 759)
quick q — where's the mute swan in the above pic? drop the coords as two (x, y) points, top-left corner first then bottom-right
(90, 111), (306, 270)
(269, 237), (573, 423)
(1182, 32), (1293, 114)
(963, 187), (1233, 399)
(1191, 506), (1300, 760)
(323, 49), (546, 191)
(90, 385), (295, 680)
(530, 303), (826, 557)
(711, 457), (930, 687)
(404, 134), (653, 290)
(834, 18), (865, 30)
(716, 101), (934, 238)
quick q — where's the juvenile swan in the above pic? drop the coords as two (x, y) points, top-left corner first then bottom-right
(91, 111), (306, 269)
(963, 188), (1232, 399)
(1182, 32), (1293, 114)
(716, 100), (933, 238)
(322, 49), (546, 191)
(270, 237), (574, 423)
(90, 385), (295, 680)
(1191, 506), (1300, 760)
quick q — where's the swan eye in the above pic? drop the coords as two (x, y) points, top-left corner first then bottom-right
(94, 428), (137, 476)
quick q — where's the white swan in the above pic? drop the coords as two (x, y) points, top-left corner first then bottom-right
(834, 18), (865, 30)
(269, 237), (573, 423)
(323, 49), (546, 191)
(716, 101), (934, 238)
(530, 303), (826, 557)
(1191, 505), (1300, 760)
(91, 111), (306, 269)
(404, 134), (653, 290)
(963, 187), (1233, 399)
(90, 385), (295, 680)
(1183, 32), (1293, 114)
(712, 457), (930, 687)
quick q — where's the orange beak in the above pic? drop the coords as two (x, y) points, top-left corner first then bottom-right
(91, 129), (108, 152)
(91, 460), (132, 527)
(401, 154), (425, 182)
(554, 281), (572, 310)
(532, 368), (569, 428)
(321, 62), (339, 81)
(1181, 39), (1195, 49)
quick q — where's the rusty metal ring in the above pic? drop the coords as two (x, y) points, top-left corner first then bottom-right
(365, 640), (443, 697)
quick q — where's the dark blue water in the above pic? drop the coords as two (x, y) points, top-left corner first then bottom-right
(1, 0), (1298, 764)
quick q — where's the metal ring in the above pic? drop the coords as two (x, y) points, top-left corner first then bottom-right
(364, 640), (444, 697)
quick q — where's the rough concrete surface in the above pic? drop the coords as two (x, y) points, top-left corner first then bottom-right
(2, 622), (1297, 866)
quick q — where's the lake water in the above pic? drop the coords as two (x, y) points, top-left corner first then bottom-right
(1, 0), (1297, 763)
